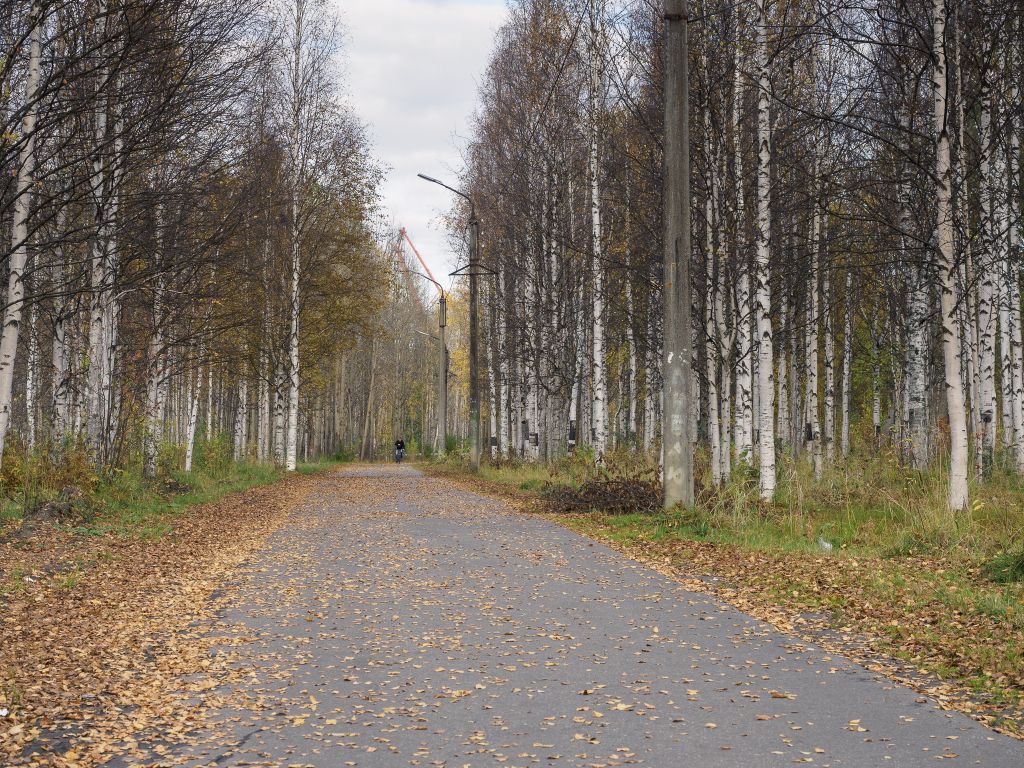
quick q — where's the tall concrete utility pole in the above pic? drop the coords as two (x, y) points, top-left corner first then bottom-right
(417, 173), (491, 472)
(662, 0), (694, 507)
(438, 294), (448, 455)
(400, 227), (448, 456)
(468, 215), (482, 471)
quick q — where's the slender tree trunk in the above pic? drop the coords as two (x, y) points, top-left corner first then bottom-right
(273, 361), (286, 464)
(906, 256), (930, 468)
(361, 340), (376, 460)
(234, 379), (249, 462)
(841, 269), (853, 458)
(754, 0), (776, 499)
(1008, 46), (1024, 472)
(0, 2), (41, 468)
(733, 12), (753, 463)
(777, 293), (790, 452)
(977, 68), (997, 472)
(184, 369), (201, 472)
(626, 279), (638, 441)
(26, 302), (37, 452)
(808, 204), (822, 480)
(143, 223), (166, 479)
(588, 7), (607, 461)
(823, 240), (836, 464)
(932, 0), (969, 511)
(285, 0), (306, 473)
(952, 19), (982, 477)
(704, 143), (721, 485)
(258, 351), (270, 461)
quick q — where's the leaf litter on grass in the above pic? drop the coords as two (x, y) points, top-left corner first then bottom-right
(0, 474), (316, 767)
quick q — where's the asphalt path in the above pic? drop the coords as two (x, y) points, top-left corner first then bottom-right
(163, 465), (1024, 767)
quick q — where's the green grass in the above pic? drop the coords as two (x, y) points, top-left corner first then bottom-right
(984, 550), (1024, 584)
(441, 442), (1024, 569)
(478, 462), (561, 492)
(80, 461), (283, 538)
(1, 435), (344, 540)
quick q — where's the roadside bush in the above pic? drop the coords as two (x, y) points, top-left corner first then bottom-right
(0, 438), (99, 525)
(192, 433), (233, 476)
(334, 446), (357, 463)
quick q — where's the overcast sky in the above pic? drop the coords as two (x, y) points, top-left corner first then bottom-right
(337, 0), (508, 291)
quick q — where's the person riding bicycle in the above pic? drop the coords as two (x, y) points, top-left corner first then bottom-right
(394, 438), (406, 463)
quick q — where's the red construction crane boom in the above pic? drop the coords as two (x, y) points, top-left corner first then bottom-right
(399, 227), (442, 297)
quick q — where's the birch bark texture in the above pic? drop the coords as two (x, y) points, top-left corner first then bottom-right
(0, 1), (42, 470)
(931, 0), (970, 511)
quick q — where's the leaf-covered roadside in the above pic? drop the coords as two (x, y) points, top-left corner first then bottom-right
(560, 513), (1024, 738)
(0, 475), (313, 767)
(424, 463), (1024, 740)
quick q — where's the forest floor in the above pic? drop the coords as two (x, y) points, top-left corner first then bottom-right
(425, 458), (1024, 741)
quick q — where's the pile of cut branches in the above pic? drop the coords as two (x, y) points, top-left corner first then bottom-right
(542, 466), (662, 515)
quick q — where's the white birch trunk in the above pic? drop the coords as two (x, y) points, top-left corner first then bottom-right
(872, 335), (882, 444)
(1008, 53), (1024, 472)
(26, 303), (37, 452)
(733, 19), (754, 463)
(498, 273), (509, 454)
(142, 210), (166, 479)
(977, 72), (998, 470)
(704, 147), (721, 485)
(0, 2), (41, 468)
(717, 223), (733, 483)
(841, 269), (853, 458)
(184, 370), (201, 472)
(588, 8), (607, 460)
(823, 249), (836, 463)
(994, 114), (1014, 454)
(754, 0), (775, 499)
(51, 288), (70, 441)
(258, 351), (270, 461)
(234, 379), (249, 462)
(274, 362), (286, 464)
(952, 24), (982, 477)
(777, 296), (789, 451)
(932, 0), (969, 510)
(626, 280), (638, 440)
(906, 252), (930, 468)
(808, 205), (822, 480)
(286, 249), (300, 471)
(142, 333), (164, 478)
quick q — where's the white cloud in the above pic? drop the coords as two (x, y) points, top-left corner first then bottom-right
(335, 0), (507, 289)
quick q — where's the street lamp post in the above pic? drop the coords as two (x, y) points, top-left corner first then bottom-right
(466, 214), (481, 470)
(404, 243), (449, 456)
(417, 173), (493, 472)
(438, 295), (448, 455)
(412, 296), (448, 456)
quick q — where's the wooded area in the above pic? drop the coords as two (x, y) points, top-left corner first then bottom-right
(3, 0), (1024, 517)
(458, 0), (1024, 512)
(0, 0), (410, 494)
